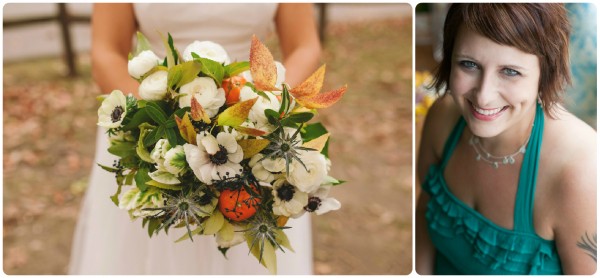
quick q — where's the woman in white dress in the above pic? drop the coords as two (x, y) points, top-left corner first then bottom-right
(69, 3), (321, 274)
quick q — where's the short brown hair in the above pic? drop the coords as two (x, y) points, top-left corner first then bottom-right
(431, 3), (571, 116)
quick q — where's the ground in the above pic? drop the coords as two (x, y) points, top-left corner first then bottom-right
(3, 18), (413, 274)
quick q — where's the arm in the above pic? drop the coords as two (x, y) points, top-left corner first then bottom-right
(274, 4), (322, 87)
(91, 3), (139, 96)
(554, 135), (597, 274)
(415, 95), (460, 274)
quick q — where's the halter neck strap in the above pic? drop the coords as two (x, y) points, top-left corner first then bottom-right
(513, 103), (544, 233)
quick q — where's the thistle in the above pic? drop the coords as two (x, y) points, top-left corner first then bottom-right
(259, 124), (314, 176)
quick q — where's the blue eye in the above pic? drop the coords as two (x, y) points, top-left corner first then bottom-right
(459, 60), (478, 70)
(502, 68), (520, 76)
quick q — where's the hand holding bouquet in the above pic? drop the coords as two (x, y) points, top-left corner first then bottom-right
(97, 33), (346, 274)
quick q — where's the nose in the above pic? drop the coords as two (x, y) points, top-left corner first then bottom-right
(473, 70), (498, 107)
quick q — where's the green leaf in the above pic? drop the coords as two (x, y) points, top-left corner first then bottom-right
(146, 179), (183, 190)
(279, 85), (291, 115)
(124, 171), (136, 185)
(203, 210), (225, 235)
(195, 56), (225, 85)
(302, 122), (329, 157)
(148, 170), (180, 185)
(224, 61), (250, 77)
(264, 109), (280, 125)
(137, 124), (155, 163)
(145, 102), (168, 125)
(168, 60), (202, 90)
(302, 122), (328, 142)
(218, 247), (230, 258)
(107, 141), (136, 158)
(97, 163), (120, 173)
(143, 128), (160, 147)
(281, 112), (314, 126)
(123, 109), (151, 131)
(133, 32), (153, 58)
(134, 167), (151, 192)
(175, 227), (202, 243)
(160, 32), (176, 68)
(147, 218), (161, 237)
(274, 228), (294, 252)
(110, 182), (124, 206)
(246, 233), (277, 274)
(165, 127), (179, 147)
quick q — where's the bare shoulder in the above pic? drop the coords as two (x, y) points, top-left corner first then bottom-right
(542, 107), (597, 188)
(543, 108), (597, 274)
(542, 108), (596, 212)
(417, 95), (462, 182)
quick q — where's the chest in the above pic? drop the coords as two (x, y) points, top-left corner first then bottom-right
(442, 135), (555, 239)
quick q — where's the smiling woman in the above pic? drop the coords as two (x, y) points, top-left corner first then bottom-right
(416, 3), (596, 275)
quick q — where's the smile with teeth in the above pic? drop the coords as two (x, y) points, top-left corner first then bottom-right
(470, 102), (508, 116)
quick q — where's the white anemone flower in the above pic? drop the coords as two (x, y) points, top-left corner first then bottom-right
(272, 178), (308, 217)
(98, 90), (128, 128)
(182, 40), (231, 65)
(183, 132), (243, 185)
(178, 77), (226, 118)
(302, 186), (341, 216)
(286, 150), (328, 193)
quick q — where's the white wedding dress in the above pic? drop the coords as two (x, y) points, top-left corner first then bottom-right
(68, 4), (313, 274)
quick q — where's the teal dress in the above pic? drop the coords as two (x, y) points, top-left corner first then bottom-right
(422, 104), (563, 275)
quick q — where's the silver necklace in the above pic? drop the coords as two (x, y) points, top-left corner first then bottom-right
(468, 130), (531, 169)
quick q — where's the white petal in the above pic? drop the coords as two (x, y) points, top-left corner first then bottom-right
(316, 197), (341, 215)
(228, 148), (243, 164)
(201, 134), (220, 155)
(217, 132), (238, 153)
(183, 144), (208, 181)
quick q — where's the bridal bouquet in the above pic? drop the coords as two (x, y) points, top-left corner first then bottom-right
(97, 33), (346, 274)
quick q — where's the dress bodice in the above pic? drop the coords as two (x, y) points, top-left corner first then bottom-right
(422, 103), (563, 275)
(133, 3), (278, 61)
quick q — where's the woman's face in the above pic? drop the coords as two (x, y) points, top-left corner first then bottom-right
(449, 25), (540, 139)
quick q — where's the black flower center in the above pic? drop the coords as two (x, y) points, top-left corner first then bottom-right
(305, 196), (322, 212)
(259, 224), (269, 233)
(280, 143), (290, 152)
(209, 145), (229, 165)
(276, 183), (295, 202)
(111, 106), (124, 123)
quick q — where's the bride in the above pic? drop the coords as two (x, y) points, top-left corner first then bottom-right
(69, 3), (321, 274)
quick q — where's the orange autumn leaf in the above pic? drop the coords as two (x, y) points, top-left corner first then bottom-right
(250, 35), (278, 91)
(234, 126), (267, 137)
(191, 96), (211, 123)
(238, 139), (270, 159)
(290, 64), (325, 99)
(175, 112), (197, 144)
(295, 85), (347, 109)
(217, 97), (258, 127)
